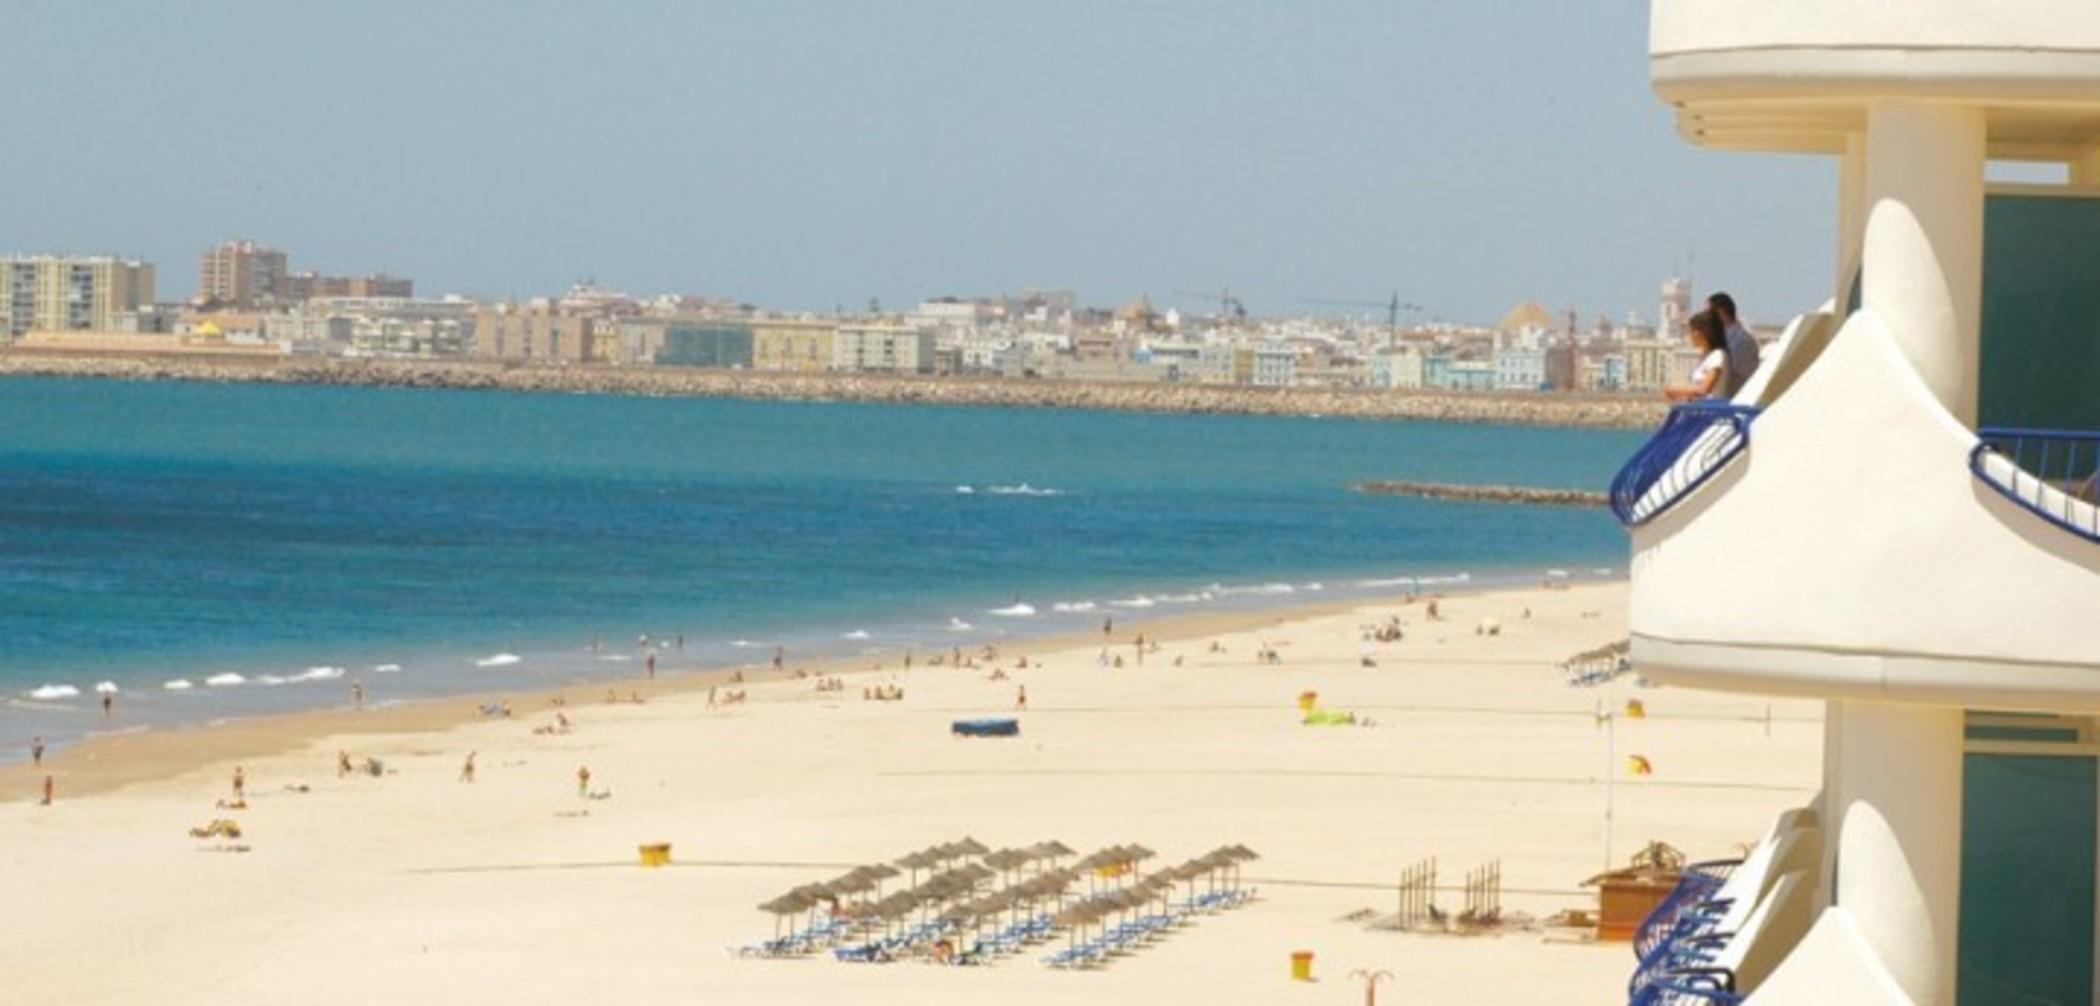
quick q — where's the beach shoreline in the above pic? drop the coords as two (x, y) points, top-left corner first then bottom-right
(1, 580), (1602, 803)
(2, 578), (1822, 1006)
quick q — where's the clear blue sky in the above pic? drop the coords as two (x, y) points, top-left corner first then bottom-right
(4, 1), (1833, 325)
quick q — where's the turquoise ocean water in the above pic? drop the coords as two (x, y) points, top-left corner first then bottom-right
(0, 377), (1640, 754)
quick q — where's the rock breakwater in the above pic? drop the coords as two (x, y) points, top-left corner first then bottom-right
(1352, 480), (1610, 506)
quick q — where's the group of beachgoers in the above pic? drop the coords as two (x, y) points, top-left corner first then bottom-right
(1665, 292), (1763, 403)
(1094, 634), (1176, 670)
(1365, 616), (1406, 644)
(708, 687), (748, 707)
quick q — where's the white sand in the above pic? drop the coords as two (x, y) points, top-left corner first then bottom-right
(0, 582), (1820, 1004)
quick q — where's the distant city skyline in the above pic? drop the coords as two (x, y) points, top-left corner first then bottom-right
(4, 1), (1836, 326)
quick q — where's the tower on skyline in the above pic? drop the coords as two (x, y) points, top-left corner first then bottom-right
(196, 239), (288, 309)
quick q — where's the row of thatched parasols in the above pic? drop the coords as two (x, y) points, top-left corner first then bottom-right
(758, 838), (1079, 937)
(1046, 846), (1261, 958)
(754, 840), (1258, 950)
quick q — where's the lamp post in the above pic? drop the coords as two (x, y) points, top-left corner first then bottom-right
(1349, 969), (1395, 1006)
(1600, 706), (1617, 871)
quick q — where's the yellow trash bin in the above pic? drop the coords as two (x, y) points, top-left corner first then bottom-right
(639, 842), (672, 867)
(1297, 691), (1319, 713)
(1290, 949), (1314, 981)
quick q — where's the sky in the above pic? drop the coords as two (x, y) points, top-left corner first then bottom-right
(2, 1), (1837, 326)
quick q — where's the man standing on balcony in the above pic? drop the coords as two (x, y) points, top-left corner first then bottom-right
(1706, 292), (1761, 399)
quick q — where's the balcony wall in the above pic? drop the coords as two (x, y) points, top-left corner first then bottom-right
(1651, 2), (2100, 158)
(1629, 308), (2100, 710)
(1654, 1), (2100, 57)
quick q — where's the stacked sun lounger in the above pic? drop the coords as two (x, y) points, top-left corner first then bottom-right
(1562, 639), (1632, 688)
(1628, 808), (1821, 1004)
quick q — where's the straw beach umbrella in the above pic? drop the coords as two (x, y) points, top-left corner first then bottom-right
(1052, 901), (1103, 958)
(895, 849), (934, 888)
(863, 862), (900, 900)
(759, 892), (814, 942)
(1220, 845), (1260, 889)
(1028, 840), (1076, 875)
(982, 848), (1025, 886)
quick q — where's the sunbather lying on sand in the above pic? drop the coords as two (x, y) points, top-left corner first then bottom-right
(189, 819), (243, 839)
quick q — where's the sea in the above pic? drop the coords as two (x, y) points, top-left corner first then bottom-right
(0, 377), (1642, 754)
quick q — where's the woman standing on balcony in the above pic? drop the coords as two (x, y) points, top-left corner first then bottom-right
(1664, 310), (1730, 402)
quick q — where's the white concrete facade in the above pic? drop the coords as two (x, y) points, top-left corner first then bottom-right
(1639, 4), (2100, 1002)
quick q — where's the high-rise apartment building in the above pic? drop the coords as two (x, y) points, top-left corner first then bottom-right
(197, 240), (289, 308)
(0, 255), (156, 338)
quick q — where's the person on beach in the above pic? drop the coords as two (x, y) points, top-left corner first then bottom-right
(337, 750), (353, 778)
(645, 653), (656, 680)
(40, 774), (54, 806)
(772, 646), (784, 671)
(232, 766), (246, 801)
(1103, 616), (1113, 637)
(459, 752), (477, 783)
(707, 686), (717, 708)
(1707, 292), (1761, 398)
(31, 736), (43, 767)
(576, 765), (591, 798)
(1665, 310), (1731, 402)
(1015, 685), (1027, 710)
(351, 679), (365, 710)
(102, 692), (114, 720)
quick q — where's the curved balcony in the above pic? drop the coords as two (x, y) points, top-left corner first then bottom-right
(1609, 402), (1761, 527)
(1970, 429), (2100, 544)
(1626, 309), (2100, 710)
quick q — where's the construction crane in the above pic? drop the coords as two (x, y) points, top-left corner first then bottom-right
(1300, 292), (1422, 348)
(1170, 288), (1248, 322)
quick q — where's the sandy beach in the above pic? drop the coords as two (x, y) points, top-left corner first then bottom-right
(0, 581), (1821, 1005)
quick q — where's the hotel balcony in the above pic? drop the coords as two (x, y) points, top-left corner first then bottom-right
(1617, 302), (2100, 712)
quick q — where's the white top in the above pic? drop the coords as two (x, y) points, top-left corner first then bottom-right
(1691, 349), (1726, 397)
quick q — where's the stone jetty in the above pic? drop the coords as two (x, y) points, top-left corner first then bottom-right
(0, 351), (1669, 429)
(1351, 480), (1610, 506)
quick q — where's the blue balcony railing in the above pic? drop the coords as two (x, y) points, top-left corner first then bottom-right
(1971, 428), (2100, 543)
(1609, 402), (1761, 528)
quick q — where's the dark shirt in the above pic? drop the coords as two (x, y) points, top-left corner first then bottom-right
(1722, 322), (1761, 399)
